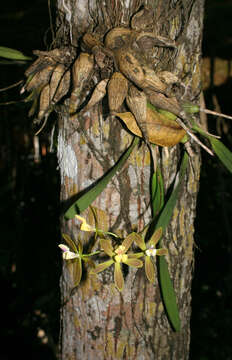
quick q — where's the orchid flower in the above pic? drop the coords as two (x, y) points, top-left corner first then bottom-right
(58, 233), (99, 287)
(91, 233), (143, 291)
(76, 215), (118, 238)
(58, 243), (80, 260)
(133, 228), (168, 283)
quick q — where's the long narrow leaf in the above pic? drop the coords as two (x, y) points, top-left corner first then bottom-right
(192, 122), (232, 173)
(158, 256), (181, 331)
(152, 152), (188, 332)
(0, 46), (32, 61)
(209, 138), (232, 173)
(155, 152), (188, 230)
(151, 167), (164, 217)
(65, 137), (139, 219)
(151, 171), (157, 206)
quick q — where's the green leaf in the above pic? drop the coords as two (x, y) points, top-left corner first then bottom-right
(155, 151), (188, 230)
(0, 46), (32, 61)
(65, 137), (139, 219)
(151, 170), (157, 202)
(158, 256), (181, 331)
(151, 152), (188, 332)
(151, 167), (164, 217)
(192, 122), (232, 173)
(209, 138), (232, 173)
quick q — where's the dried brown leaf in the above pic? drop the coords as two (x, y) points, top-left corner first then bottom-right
(116, 107), (186, 147)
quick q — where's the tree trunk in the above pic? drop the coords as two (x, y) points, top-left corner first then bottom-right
(56, 0), (204, 359)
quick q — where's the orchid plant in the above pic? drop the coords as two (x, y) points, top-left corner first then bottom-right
(58, 215), (168, 291)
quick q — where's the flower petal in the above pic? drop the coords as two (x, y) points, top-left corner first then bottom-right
(114, 262), (124, 291)
(121, 233), (135, 253)
(62, 233), (78, 253)
(76, 215), (95, 232)
(75, 215), (86, 223)
(124, 257), (143, 268)
(145, 256), (155, 283)
(58, 244), (69, 252)
(91, 260), (114, 274)
(73, 257), (82, 287)
(129, 252), (144, 259)
(63, 251), (79, 260)
(149, 227), (162, 247)
(81, 223), (95, 232)
(156, 248), (168, 256)
(133, 233), (146, 251)
(100, 239), (114, 257)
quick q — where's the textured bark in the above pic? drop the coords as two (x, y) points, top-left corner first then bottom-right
(56, 1), (204, 359)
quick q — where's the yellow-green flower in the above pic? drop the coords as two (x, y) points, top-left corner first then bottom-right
(75, 215), (118, 237)
(91, 233), (143, 291)
(76, 215), (96, 232)
(58, 234), (83, 287)
(134, 228), (168, 283)
(59, 233), (100, 287)
(58, 244), (80, 260)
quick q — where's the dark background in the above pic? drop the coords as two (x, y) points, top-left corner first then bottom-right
(0, 1), (232, 359)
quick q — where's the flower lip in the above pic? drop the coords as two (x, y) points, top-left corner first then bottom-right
(58, 244), (70, 252)
(58, 244), (79, 260)
(62, 251), (79, 260)
(114, 253), (128, 263)
(115, 245), (126, 255)
(145, 248), (157, 257)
